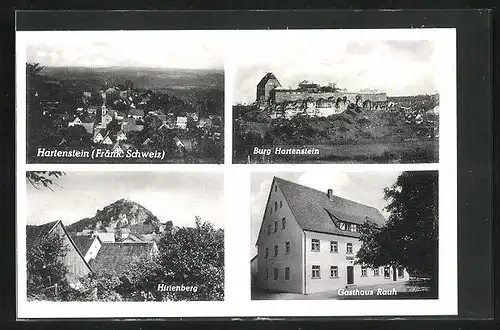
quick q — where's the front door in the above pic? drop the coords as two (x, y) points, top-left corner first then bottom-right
(347, 266), (354, 285)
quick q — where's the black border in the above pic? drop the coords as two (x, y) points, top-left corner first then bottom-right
(4, 8), (495, 326)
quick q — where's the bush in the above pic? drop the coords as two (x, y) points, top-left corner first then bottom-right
(400, 147), (436, 163)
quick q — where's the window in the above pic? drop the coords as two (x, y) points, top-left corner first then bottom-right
(274, 221), (278, 233)
(274, 185), (277, 192)
(265, 268), (269, 280)
(373, 268), (380, 276)
(267, 225), (271, 235)
(265, 247), (268, 259)
(311, 239), (320, 252)
(284, 267), (290, 280)
(345, 223), (351, 231)
(361, 266), (367, 277)
(398, 267), (404, 279)
(274, 245), (278, 257)
(273, 268), (278, 280)
(346, 242), (353, 254)
(280, 201), (283, 209)
(330, 241), (338, 253)
(339, 222), (346, 230)
(312, 265), (321, 279)
(274, 201), (278, 211)
(384, 267), (390, 279)
(351, 224), (357, 232)
(282, 217), (286, 229)
(330, 266), (338, 278)
(285, 241), (290, 254)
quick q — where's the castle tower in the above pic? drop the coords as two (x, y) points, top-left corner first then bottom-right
(256, 73), (281, 105)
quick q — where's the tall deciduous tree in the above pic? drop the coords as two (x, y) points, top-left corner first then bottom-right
(26, 232), (69, 300)
(124, 217), (224, 301)
(26, 171), (65, 191)
(356, 171), (439, 293)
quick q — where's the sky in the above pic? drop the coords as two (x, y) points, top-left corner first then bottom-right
(26, 171), (224, 229)
(23, 31), (225, 70)
(249, 171), (403, 256)
(233, 38), (437, 104)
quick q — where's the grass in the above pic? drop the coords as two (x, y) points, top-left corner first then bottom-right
(236, 139), (438, 164)
(251, 279), (437, 300)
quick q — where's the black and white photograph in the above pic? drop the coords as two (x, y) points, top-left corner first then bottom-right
(232, 30), (444, 164)
(20, 31), (224, 164)
(24, 171), (224, 302)
(250, 171), (438, 300)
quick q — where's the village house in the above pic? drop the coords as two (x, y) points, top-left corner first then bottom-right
(87, 106), (98, 115)
(88, 242), (159, 277)
(71, 234), (102, 262)
(129, 109), (144, 121)
(26, 221), (92, 287)
(116, 130), (127, 141)
(93, 129), (106, 144)
(81, 122), (94, 135)
(186, 112), (199, 122)
(255, 177), (409, 295)
(68, 116), (82, 127)
(122, 120), (144, 134)
(197, 117), (212, 128)
(176, 116), (188, 129)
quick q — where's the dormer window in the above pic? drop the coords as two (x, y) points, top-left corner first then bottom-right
(339, 222), (346, 230)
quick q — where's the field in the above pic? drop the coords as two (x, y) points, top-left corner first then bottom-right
(238, 140), (438, 164)
(37, 66), (224, 115)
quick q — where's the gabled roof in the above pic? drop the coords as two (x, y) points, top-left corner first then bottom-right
(129, 109), (144, 116)
(94, 128), (107, 138)
(257, 72), (280, 88)
(26, 220), (93, 273)
(82, 122), (94, 134)
(26, 220), (59, 252)
(89, 242), (156, 276)
(70, 235), (99, 256)
(265, 177), (387, 240)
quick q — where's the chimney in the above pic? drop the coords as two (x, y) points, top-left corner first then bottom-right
(327, 189), (333, 200)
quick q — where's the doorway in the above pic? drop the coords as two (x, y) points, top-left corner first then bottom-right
(347, 266), (354, 285)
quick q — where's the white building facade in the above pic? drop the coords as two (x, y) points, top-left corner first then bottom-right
(255, 177), (409, 295)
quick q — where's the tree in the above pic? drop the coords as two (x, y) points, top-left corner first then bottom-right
(26, 232), (70, 300)
(124, 217), (224, 301)
(356, 171), (439, 294)
(26, 171), (65, 191)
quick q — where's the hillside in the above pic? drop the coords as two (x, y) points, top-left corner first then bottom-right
(66, 198), (161, 233)
(39, 66), (224, 91)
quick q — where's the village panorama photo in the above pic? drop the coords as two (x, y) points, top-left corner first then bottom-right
(232, 30), (444, 164)
(250, 170), (438, 300)
(20, 31), (224, 164)
(23, 171), (224, 302)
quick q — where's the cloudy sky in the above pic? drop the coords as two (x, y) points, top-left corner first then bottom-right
(26, 171), (224, 229)
(249, 171), (402, 256)
(233, 36), (437, 104)
(23, 31), (225, 69)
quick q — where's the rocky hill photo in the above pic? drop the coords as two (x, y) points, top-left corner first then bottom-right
(66, 198), (162, 234)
